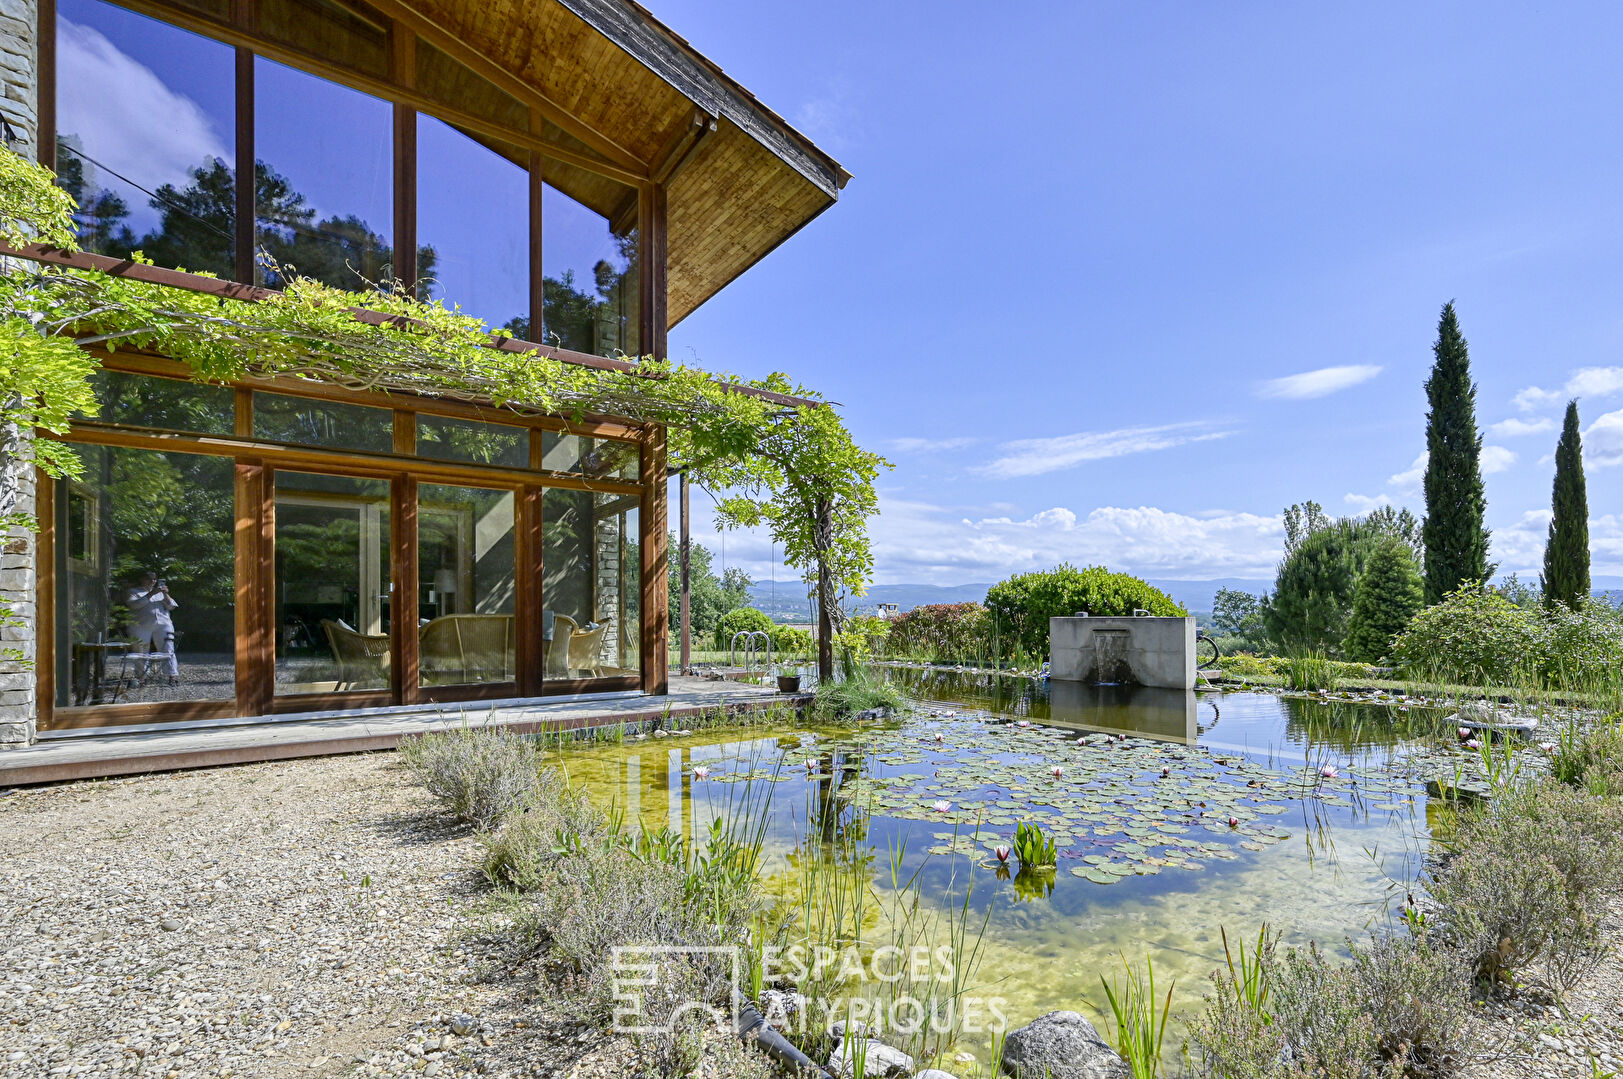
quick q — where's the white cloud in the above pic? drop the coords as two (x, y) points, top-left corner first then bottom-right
(1343, 492), (1396, 513)
(1255, 364), (1382, 400)
(1480, 445), (1518, 474)
(887, 436), (978, 454)
(1492, 508), (1623, 577)
(56, 20), (230, 230)
(1488, 417), (1556, 438)
(1389, 452), (1427, 492)
(1588, 407), (1623, 468)
(1512, 386), (1563, 412)
(974, 422), (1233, 479)
(866, 498), (1284, 583)
(1513, 366), (1623, 412)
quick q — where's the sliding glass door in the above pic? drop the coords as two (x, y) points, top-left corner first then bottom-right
(272, 471), (393, 698)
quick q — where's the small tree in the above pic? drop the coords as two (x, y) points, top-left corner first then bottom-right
(1211, 588), (1268, 651)
(1344, 538), (1425, 663)
(1421, 302), (1493, 603)
(1541, 399), (1590, 611)
(1265, 512), (1407, 656)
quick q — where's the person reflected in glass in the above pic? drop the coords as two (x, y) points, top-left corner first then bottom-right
(128, 571), (180, 686)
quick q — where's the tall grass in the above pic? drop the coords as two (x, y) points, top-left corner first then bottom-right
(1280, 650), (1337, 692)
(1100, 954), (1174, 1079)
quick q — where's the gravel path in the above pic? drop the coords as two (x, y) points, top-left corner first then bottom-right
(0, 754), (660, 1079)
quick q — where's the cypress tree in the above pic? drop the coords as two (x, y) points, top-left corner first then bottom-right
(1344, 537), (1425, 663)
(1421, 302), (1492, 603)
(1541, 399), (1590, 610)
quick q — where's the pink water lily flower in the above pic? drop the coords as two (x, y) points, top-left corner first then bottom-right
(1464, 738), (1481, 750)
(1228, 816), (1239, 828)
(933, 732), (945, 743)
(1160, 767), (1170, 779)
(933, 800), (952, 813)
(1319, 765), (1339, 780)
(1076, 737), (1089, 746)
(692, 765), (710, 780)
(994, 845), (1011, 863)
(1016, 720), (1031, 728)
(1457, 727), (1472, 740)
(1539, 741), (1558, 754)
(1050, 766), (1064, 779)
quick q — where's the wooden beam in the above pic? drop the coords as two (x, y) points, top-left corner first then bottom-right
(37, 0), (56, 170)
(359, 0), (651, 178)
(234, 46), (256, 286)
(234, 460), (271, 716)
(652, 110), (715, 186)
(640, 423), (668, 694)
(392, 30), (418, 293)
(637, 182), (668, 361)
(394, 476), (419, 704)
(57, 422), (646, 496)
(529, 144), (545, 342)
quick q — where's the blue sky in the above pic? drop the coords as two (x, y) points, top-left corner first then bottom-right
(57, 0), (1623, 591)
(658, 0), (1623, 588)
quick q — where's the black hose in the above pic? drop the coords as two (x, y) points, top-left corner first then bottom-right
(735, 1001), (834, 1078)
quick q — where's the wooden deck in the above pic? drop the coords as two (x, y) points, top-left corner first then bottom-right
(0, 677), (806, 787)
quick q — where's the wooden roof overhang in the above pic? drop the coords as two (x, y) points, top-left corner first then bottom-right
(388, 0), (851, 326)
(1, 242), (822, 415)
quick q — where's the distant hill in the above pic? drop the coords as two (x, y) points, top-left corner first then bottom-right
(744, 575), (1623, 622)
(745, 577), (1273, 620)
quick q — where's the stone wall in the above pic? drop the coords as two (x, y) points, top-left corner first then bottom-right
(1049, 616), (1196, 691)
(0, 0), (38, 747)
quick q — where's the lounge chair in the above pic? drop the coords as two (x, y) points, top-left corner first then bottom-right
(321, 619), (390, 690)
(568, 621), (610, 677)
(419, 614), (515, 685)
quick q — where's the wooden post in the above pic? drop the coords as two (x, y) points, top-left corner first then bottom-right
(640, 425), (668, 695)
(679, 471), (690, 673)
(234, 46), (255, 285)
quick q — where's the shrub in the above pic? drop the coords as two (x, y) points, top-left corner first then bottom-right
(1540, 598), (1623, 695)
(768, 623), (813, 657)
(834, 613), (890, 665)
(397, 725), (544, 831)
(1343, 538), (1425, 664)
(1390, 584), (1544, 687)
(713, 606), (775, 651)
(885, 602), (991, 663)
(1192, 936), (1478, 1079)
(480, 772), (605, 891)
(1550, 717), (1623, 795)
(985, 565), (1185, 662)
(1429, 779), (1623, 993)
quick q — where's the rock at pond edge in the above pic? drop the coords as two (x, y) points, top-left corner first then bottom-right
(1000, 1010), (1129, 1079)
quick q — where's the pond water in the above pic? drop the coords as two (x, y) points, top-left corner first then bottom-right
(554, 673), (1491, 1063)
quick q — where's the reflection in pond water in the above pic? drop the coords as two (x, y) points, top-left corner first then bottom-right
(557, 678), (1463, 1062)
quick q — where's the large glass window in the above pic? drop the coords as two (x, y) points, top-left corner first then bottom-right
(55, 0), (236, 276)
(541, 166), (638, 358)
(418, 484), (516, 688)
(274, 472), (392, 694)
(418, 117), (529, 328)
(416, 415), (529, 469)
(543, 489), (639, 679)
(80, 371), (236, 435)
(254, 392), (394, 452)
(540, 431), (638, 481)
(54, 445), (236, 708)
(255, 58), (393, 289)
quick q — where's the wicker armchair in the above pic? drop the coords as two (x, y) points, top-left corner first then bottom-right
(568, 621), (609, 677)
(320, 619), (390, 690)
(544, 614), (577, 679)
(418, 614), (515, 685)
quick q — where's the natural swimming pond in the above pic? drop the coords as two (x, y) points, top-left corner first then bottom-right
(553, 674), (1509, 1063)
